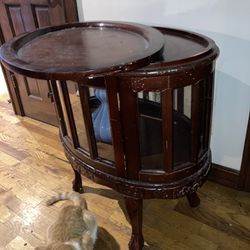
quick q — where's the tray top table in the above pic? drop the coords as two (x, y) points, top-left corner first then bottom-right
(0, 21), (164, 80)
(0, 22), (219, 250)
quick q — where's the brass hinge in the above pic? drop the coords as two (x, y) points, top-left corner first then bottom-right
(10, 73), (17, 89)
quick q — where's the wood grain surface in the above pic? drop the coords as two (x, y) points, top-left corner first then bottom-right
(0, 93), (249, 250)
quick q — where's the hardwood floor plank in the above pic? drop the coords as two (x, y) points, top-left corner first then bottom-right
(0, 94), (249, 249)
(4, 214), (44, 248)
(175, 198), (250, 244)
(0, 152), (20, 166)
(0, 141), (28, 161)
(5, 236), (33, 250)
(0, 205), (13, 223)
(16, 120), (58, 140)
(0, 222), (16, 247)
(3, 192), (28, 215)
(144, 203), (217, 250)
(199, 224), (250, 250)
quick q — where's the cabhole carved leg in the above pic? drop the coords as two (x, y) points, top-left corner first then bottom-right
(124, 197), (144, 250)
(186, 191), (200, 208)
(72, 168), (84, 193)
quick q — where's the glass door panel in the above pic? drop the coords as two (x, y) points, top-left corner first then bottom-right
(137, 91), (164, 170)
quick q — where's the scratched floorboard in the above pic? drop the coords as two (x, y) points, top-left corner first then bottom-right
(0, 93), (250, 250)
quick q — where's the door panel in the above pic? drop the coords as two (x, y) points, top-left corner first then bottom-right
(0, 0), (78, 126)
(32, 5), (51, 27)
(24, 78), (41, 98)
(15, 74), (56, 124)
(30, 0), (66, 28)
(5, 4), (26, 36)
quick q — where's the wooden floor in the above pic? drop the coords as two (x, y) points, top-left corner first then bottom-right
(0, 93), (250, 250)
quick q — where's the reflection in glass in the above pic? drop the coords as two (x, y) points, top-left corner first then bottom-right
(137, 91), (164, 170)
(56, 81), (72, 140)
(173, 86), (192, 168)
(89, 88), (115, 162)
(67, 81), (89, 152)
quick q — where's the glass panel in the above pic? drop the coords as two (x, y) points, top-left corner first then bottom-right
(173, 90), (178, 111)
(183, 86), (192, 118)
(173, 86), (192, 168)
(56, 81), (72, 140)
(89, 88), (115, 162)
(137, 91), (164, 170)
(198, 80), (208, 156)
(67, 81), (89, 152)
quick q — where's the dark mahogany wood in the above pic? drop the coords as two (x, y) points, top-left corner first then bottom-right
(0, 25), (219, 249)
(60, 80), (79, 147)
(204, 72), (215, 149)
(0, 21), (164, 80)
(162, 88), (173, 173)
(72, 168), (84, 194)
(78, 83), (98, 159)
(186, 191), (200, 208)
(105, 76), (126, 178)
(119, 78), (141, 180)
(50, 80), (67, 134)
(124, 197), (144, 250)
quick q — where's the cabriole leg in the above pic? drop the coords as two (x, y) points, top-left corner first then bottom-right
(186, 190), (200, 208)
(72, 168), (84, 193)
(124, 197), (144, 250)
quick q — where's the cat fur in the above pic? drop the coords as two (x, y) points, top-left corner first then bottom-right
(35, 191), (97, 250)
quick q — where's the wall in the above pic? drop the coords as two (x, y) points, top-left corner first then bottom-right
(77, 0), (250, 170)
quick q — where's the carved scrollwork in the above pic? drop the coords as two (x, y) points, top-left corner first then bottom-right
(131, 80), (145, 92)
(63, 142), (211, 200)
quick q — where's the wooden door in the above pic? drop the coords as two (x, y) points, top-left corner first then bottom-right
(0, 0), (78, 126)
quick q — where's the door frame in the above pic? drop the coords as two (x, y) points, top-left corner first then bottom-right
(238, 111), (250, 191)
(0, 22), (24, 115)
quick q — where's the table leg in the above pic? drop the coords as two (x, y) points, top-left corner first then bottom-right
(72, 168), (84, 193)
(124, 197), (144, 250)
(186, 191), (200, 208)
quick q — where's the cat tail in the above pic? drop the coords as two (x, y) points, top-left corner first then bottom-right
(46, 191), (87, 208)
(82, 232), (94, 250)
(83, 210), (98, 244)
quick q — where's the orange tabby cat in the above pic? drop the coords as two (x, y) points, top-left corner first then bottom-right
(35, 191), (97, 250)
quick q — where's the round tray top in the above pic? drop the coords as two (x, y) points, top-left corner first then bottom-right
(0, 21), (164, 80)
(123, 27), (219, 76)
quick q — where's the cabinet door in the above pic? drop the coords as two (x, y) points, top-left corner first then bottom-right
(0, 0), (78, 126)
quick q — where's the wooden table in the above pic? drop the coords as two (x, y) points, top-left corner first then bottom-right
(0, 21), (219, 250)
